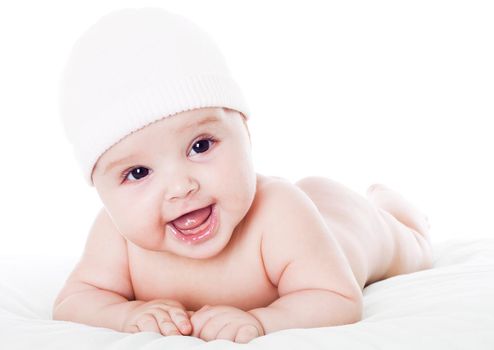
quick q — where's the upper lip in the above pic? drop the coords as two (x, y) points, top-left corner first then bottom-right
(167, 203), (213, 224)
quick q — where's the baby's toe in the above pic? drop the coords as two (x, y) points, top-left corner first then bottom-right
(366, 183), (389, 197)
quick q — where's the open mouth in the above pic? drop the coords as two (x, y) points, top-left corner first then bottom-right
(167, 204), (218, 244)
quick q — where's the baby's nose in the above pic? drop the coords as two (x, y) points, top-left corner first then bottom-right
(165, 179), (199, 201)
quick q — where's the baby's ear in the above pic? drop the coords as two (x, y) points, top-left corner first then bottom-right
(222, 107), (242, 118)
(242, 118), (251, 144)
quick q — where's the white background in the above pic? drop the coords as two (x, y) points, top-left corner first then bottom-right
(0, 0), (492, 258)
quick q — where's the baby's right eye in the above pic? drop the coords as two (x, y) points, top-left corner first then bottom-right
(121, 166), (150, 183)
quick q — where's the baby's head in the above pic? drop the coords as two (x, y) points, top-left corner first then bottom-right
(60, 8), (257, 259)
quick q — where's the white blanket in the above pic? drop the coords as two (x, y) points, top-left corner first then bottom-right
(1, 238), (493, 349)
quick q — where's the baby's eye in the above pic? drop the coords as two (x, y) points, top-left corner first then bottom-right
(122, 166), (150, 183)
(189, 137), (216, 156)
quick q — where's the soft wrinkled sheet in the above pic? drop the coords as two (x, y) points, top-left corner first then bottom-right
(1, 238), (493, 349)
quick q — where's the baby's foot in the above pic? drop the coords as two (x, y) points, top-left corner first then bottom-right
(366, 184), (431, 241)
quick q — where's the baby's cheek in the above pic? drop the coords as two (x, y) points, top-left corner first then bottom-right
(122, 224), (163, 250)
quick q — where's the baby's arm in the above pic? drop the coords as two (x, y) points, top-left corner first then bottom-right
(52, 208), (191, 335)
(248, 182), (363, 334)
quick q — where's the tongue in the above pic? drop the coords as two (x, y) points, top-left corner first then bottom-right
(172, 205), (212, 230)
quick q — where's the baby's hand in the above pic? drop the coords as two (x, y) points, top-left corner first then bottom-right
(190, 305), (264, 343)
(122, 299), (193, 336)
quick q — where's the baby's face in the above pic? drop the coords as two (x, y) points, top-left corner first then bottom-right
(92, 107), (257, 259)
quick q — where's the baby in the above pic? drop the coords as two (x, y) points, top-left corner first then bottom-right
(53, 8), (433, 343)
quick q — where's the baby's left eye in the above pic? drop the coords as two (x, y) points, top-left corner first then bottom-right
(189, 137), (216, 156)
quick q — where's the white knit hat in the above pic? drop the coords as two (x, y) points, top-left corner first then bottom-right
(60, 7), (249, 186)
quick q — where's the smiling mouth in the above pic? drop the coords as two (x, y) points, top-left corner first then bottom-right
(170, 205), (213, 233)
(167, 204), (218, 245)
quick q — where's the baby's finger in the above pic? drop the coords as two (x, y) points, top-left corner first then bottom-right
(123, 324), (140, 334)
(136, 314), (161, 334)
(148, 308), (180, 336)
(215, 322), (239, 342)
(196, 312), (231, 341)
(235, 325), (259, 344)
(190, 305), (215, 338)
(168, 307), (192, 335)
(158, 321), (181, 336)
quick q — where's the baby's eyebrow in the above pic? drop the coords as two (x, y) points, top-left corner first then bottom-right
(103, 154), (140, 175)
(102, 115), (222, 175)
(176, 115), (222, 133)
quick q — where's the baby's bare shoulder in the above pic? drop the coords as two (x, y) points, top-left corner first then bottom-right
(256, 177), (356, 296)
(255, 179), (327, 269)
(254, 175), (320, 226)
(249, 176), (309, 234)
(58, 208), (134, 301)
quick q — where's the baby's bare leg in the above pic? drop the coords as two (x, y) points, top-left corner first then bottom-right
(295, 177), (433, 289)
(366, 184), (433, 278)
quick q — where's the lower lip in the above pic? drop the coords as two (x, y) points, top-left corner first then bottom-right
(168, 204), (218, 245)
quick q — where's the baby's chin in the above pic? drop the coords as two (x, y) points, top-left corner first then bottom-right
(162, 228), (234, 261)
(151, 238), (232, 261)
